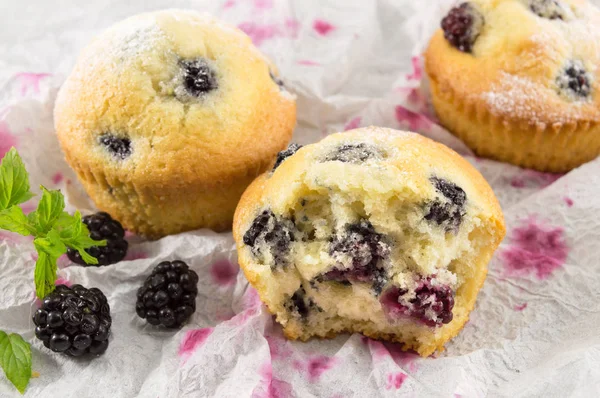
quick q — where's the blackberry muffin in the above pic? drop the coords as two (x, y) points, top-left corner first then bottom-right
(425, 0), (600, 172)
(54, 10), (296, 238)
(233, 127), (505, 356)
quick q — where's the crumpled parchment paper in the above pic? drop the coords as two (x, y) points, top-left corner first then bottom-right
(1, 0), (600, 397)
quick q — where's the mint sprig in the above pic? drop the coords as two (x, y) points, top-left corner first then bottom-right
(0, 148), (107, 393)
(0, 331), (32, 394)
(0, 148), (107, 299)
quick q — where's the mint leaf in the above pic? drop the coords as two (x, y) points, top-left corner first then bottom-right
(33, 251), (58, 300)
(0, 206), (33, 236)
(33, 231), (65, 299)
(0, 330), (32, 394)
(28, 187), (64, 235)
(0, 148), (34, 211)
(55, 211), (105, 265)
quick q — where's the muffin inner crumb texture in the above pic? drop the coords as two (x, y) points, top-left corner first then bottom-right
(237, 131), (504, 355)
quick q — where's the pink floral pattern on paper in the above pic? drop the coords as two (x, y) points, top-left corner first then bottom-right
(210, 259), (239, 287)
(238, 19), (300, 46)
(238, 23), (280, 46)
(295, 355), (337, 382)
(243, 287), (262, 310)
(509, 170), (563, 189)
(406, 56), (423, 81)
(0, 120), (17, 157)
(55, 277), (71, 287)
(564, 197), (574, 207)
(395, 105), (433, 131)
(265, 333), (292, 360)
(14, 72), (51, 96)
(179, 328), (214, 358)
(362, 337), (419, 372)
(298, 60), (321, 66)
(52, 172), (64, 185)
(285, 19), (301, 38)
(123, 248), (148, 261)
(313, 19), (335, 36)
(344, 116), (362, 131)
(252, 362), (293, 398)
(253, 0), (273, 9)
(514, 303), (527, 311)
(386, 372), (407, 389)
(501, 217), (568, 279)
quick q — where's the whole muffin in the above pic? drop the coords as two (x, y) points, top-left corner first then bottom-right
(425, 0), (600, 172)
(54, 10), (296, 238)
(233, 127), (505, 357)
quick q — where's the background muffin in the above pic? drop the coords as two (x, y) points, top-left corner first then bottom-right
(54, 9), (296, 238)
(425, 0), (600, 172)
(233, 127), (505, 357)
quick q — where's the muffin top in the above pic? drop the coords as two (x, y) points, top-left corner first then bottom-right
(234, 127), (504, 279)
(425, 0), (600, 126)
(54, 10), (296, 187)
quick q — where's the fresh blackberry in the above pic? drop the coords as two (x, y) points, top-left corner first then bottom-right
(431, 177), (466, 207)
(322, 143), (384, 164)
(425, 177), (467, 231)
(323, 220), (390, 293)
(529, 0), (565, 20)
(180, 58), (217, 96)
(136, 260), (199, 328)
(67, 212), (128, 266)
(381, 278), (454, 327)
(557, 61), (591, 99)
(284, 286), (321, 319)
(33, 284), (111, 356)
(273, 143), (302, 171)
(441, 2), (484, 53)
(99, 134), (132, 159)
(243, 210), (295, 269)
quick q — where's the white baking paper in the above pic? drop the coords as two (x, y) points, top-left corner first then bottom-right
(1, 0), (600, 397)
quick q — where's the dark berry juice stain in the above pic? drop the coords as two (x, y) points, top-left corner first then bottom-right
(180, 58), (217, 97)
(273, 143), (302, 171)
(431, 177), (466, 207)
(99, 134), (131, 159)
(322, 143), (384, 163)
(285, 286), (319, 319)
(441, 2), (484, 53)
(557, 61), (591, 99)
(424, 177), (466, 231)
(529, 0), (565, 20)
(380, 277), (454, 327)
(67, 212), (128, 266)
(243, 210), (295, 269)
(500, 217), (568, 279)
(321, 220), (390, 293)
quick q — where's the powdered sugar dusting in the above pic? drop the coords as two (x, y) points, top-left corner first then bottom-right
(480, 3), (600, 123)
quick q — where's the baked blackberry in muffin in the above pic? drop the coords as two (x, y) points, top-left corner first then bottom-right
(233, 127), (505, 356)
(426, 0), (600, 172)
(54, 10), (296, 238)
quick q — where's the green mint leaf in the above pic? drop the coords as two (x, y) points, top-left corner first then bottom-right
(28, 187), (64, 235)
(34, 230), (67, 259)
(0, 206), (33, 236)
(55, 211), (105, 265)
(33, 251), (58, 300)
(0, 148), (34, 211)
(0, 330), (32, 394)
(33, 231), (65, 299)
